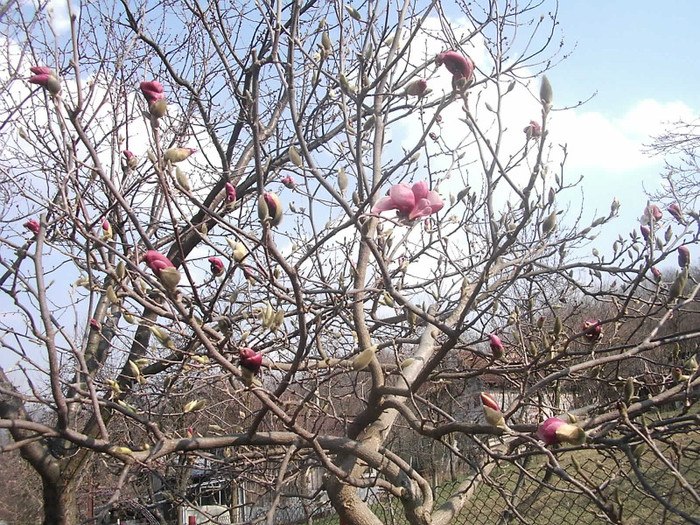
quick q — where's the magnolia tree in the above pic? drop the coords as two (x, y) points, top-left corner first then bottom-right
(0, 1), (699, 524)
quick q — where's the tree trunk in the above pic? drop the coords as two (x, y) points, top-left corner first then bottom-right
(42, 477), (78, 525)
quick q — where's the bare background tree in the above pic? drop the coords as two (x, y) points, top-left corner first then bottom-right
(0, 1), (698, 524)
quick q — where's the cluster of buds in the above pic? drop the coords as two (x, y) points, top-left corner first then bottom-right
(208, 256), (225, 276)
(142, 250), (180, 293)
(260, 301), (285, 332)
(536, 417), (586, 446)
(258, 192), (283, 227)
(372, 180), (444, 221)
(523, 120), (541, 140)
(140, 80), (167, 119)
(29, 66), (61, 95)
(435, 51), (474, 90)
(582, 319), (602, 343)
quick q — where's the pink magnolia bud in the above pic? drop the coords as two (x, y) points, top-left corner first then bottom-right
(89, 319), (101, 331)
(488, 333), (504, 359)
(242, 266), (256, 282)
(102, 219), (113, 240)
(29, 71), (61, 95)
(429, 132), (438, 141)
(225, 182), (237, 203)
(23, 219), (40, 235)
(650, 204), (663, 222)
(582, 319), (602, 343)
(523, 120), (541, 139)
(668, 203), (683, 223)
(258, 192), (283, 227)
(282, 175), (296, 189)
(404, 78), (428, 97)
(640, 225), (650, 242)
(122, 150), (138, 169)
(435, 51), (474, 81)
(142, 250), (175, 278)
(537, 417), (586, 446)
(239, 347), (263, 375)
(651, 266), (662, 281)
(678, 246), (690, 268)
(480, 392), (505, 428)
(208, 256), (224, 276)
(139, 81), (165, 105)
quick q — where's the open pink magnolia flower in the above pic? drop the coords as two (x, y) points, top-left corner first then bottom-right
(208, 256), (224, 276)
(435, 51), (474, 81)
(142, 250), (175, 277)
(372, 181), (443, 221)
(537, 417), (586, 446)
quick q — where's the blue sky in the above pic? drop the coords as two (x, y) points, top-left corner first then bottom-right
(554, 1), (700, 115)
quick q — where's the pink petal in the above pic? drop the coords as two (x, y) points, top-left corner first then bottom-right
(389, 183), (415, 214)
(372, 196), (396, 214)
(426, 191), (444, 213)
(411, 180), (429, 201)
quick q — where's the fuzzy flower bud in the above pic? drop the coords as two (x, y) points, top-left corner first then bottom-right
(537, 417), (585, 446)
(140, 81), (166, 117)
(258, 192), (283, 227)
(488, 333), (504, 360)
(640, 225), (650, 242)
(29, 66), (61, 95)
(208, 256), (224, 276)
(480, 393), (506, 428)
(404, 78), (428, 97)
(668, 203), (684, 224)
(163, 148), (196, 163)
(23, 219), (40, 235)
(102, 219), (113, 241)
(142, 250), (175, 277)
(122, 150), (138, 169)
